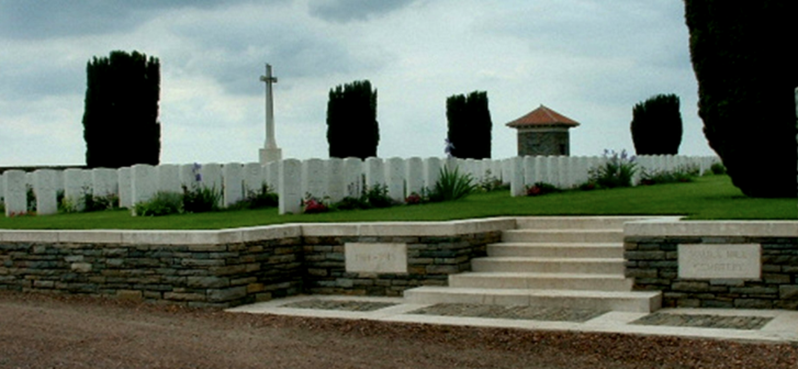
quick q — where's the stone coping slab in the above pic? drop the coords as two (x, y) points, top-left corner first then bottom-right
(625, 218), (798, 238)
(0, 217), (517, 245)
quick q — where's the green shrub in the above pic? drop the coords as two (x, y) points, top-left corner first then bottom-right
(229, 183), (278, 210)
(331, 183), (395, 210)
(478, 170), (507, 192)
(26, 185), (36, 212)
(133, 192), (183, 217)
(182, 184), (221, 213)
(429, 166), (477, 202)
(710, 162), (726, 175)
(588, 149), (637, 189)
(639, 164), (701, 185)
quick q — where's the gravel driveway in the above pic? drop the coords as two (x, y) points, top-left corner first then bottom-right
(1, 291), (795, 369)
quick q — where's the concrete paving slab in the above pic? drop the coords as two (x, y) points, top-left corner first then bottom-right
(227, 295), (798, 344)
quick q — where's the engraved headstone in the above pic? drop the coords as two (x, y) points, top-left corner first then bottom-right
(302, 159), (327, 200)
(327, 158), (345, 203)
(157, 164), (181, 193)
(131, 164), (157, 213)
(343, 158), (363, 198)
(385, 157), (405, 203)
(223, 163), (244, 207)
(92, 168), (118, 198)
(364, 157), (385, 189)
(243, 162), (264, 194)
(405, 157), (424, 197)
(423, 157), (442, 192)
(279, 159), (302, 214)
(3, 170), (27, 216)
(118, 167), (132, 208)
(33, 169), (58, 215)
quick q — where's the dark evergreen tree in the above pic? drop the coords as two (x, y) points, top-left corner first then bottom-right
(446, 91), (492, 159)
(326, 80), (379, 159)
(83, 50), (160, 168)
(685, 0), (797, 197)
(630, 94), (682, 155)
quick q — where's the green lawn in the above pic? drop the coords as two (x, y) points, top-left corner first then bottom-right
(0, 175), (795, 230)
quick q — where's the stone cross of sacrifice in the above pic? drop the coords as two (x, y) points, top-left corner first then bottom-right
(260, 64), (278, 150)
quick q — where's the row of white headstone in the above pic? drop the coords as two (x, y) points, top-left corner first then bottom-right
(1, 155), (719, 217)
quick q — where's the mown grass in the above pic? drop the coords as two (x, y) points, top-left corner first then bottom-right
(0, 175), (794, 230)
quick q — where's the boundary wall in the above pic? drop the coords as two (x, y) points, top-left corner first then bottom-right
(2, 155), (718, 217)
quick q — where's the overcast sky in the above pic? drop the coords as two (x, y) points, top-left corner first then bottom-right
(0, 0), (714, 166)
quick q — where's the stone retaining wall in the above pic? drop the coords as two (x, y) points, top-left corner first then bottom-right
(303, 232), (501, 296)
(625, 221), (798, 309)
(0, 218), (513, 307)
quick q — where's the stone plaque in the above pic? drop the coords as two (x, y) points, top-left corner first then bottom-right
(345, 243), (407, 274)
(678, 244), (761, 280)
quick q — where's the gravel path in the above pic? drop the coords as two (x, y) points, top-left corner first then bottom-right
(1, 291), (796, 369)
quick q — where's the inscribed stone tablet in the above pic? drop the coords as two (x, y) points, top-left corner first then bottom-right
(345, 243), (407, 274)
(678, 244), (761, 280)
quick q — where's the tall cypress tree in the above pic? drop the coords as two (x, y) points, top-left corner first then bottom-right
(446, 91), (492, 159)
(630, 94), (682, 155)
(326, 80), (379, 159)
(83, 50), (161, 168)
(685, 0), (797, 197)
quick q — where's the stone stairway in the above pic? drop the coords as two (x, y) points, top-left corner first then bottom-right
(404, 217), (662, 313)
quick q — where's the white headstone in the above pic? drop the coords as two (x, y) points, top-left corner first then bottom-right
(501, 158), (512, 186)
(534, 156), (548, 185)
(3, 170), (27, 216)
(343, 158), (363, 198)
(385, 157), (405, 203)
(266, 161), (280, 194)
(523, 156), (536, 187)
(33, 170), (58, 215)
(179, 163), (198, 188)
(223, 163), (244, 208)
(64, 169), (90, 211)
(509, 156), (524, 197)
(327, 158), (345, 203)
(405, 157), (424, 197)
(279, 159), (302, 214)
(243, 162), (265, 194)
(118, 167), (132, 208)
(556, 156), (569, 188)
(92, 168), (118, 198)
(199, 163), (223, 192)
(157, 164), (181, 193)
(131, 164), (158, 213)
(301, 159), (328, 200)
(364, 157), (385, 189)
(423, 157), (442, 192)
(0, 173), (4, 204)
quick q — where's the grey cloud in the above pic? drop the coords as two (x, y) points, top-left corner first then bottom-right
(0, 0), (269, 40)
(308, 0), (417, 23)
(167, 15), (389, 95)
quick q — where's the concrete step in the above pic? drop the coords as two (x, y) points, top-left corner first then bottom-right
(449, 272), (633, 291)
(502, 229), (623, 243)
(514, 216), (652, 230)
(487, 242), (623, 258)
(403, 286), (662, 313)
(472, 257), (624, 274)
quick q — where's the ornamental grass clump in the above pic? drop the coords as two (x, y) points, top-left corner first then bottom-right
(588, 149), (637, 189)
(133, 192), (183, 217)
(429, 166), (477, 202)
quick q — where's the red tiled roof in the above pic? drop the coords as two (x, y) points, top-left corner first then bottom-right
(506, 104), (580, 128)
